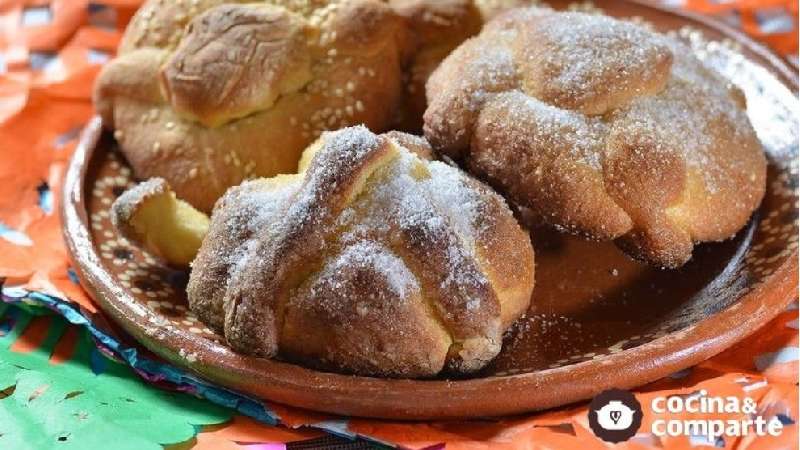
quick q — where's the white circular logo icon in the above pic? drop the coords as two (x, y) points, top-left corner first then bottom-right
(588, 389), (643, 443)
(596, 400), (636, 430)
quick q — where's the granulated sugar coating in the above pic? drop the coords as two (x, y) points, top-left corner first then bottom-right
(187, 127), (535, 377)
(424, 8), (767, 268)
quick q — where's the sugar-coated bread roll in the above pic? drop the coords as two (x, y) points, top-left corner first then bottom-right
(187, 126), (535, 377)
(424, 8), (766, 268)
(95, 0), (412, 212)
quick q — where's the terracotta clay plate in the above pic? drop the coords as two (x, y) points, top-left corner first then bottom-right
(62, 0), (799, 420)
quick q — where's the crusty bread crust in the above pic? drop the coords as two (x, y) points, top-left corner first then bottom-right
(424, 8), (767, 268)
(95, 0), (411, 213)
(187, 126), (534, 377)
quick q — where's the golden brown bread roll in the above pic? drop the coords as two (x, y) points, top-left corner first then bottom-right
(187, 126), (535, 377)
(423, 8), (767, 268)
(95, 0), (412, 213)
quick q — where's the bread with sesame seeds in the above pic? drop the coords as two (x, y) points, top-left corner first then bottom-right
(186, 126), (535, 377)
(423, 8), (767, 268)
(95, 0), (412, 213)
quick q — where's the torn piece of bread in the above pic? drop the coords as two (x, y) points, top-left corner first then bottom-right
(111, 178), (210, 266)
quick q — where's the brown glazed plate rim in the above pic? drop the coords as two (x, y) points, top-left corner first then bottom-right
(62, 0), (799, 420)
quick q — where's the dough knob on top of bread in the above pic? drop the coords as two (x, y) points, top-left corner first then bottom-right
(186, 126), (534, 377)
(423, 8), (767, 268)
(160, 4), (314, 128)
(94, 0), (411, 213)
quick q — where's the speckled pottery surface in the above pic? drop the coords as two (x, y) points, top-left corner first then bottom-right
(62, 0), (798, 420)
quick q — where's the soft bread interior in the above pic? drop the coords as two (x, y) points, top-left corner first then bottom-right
(112, 178), (210, 266)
